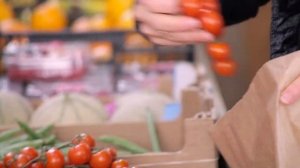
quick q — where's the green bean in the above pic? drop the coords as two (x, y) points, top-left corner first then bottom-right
(98, 135), (149, 154)
(146, 111), (161, 152)
(0, 128), (21, 143)
(42, 135), (56, 145)
(0, 135), (56, 157)
(17, 120), (40, 139)
(36, 124), (54, 138)
(0, 125), (54, 147)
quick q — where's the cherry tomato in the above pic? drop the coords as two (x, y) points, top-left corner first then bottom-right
(29, 162), (44, 168)
(199, 0), (220, 11)
(21, 147), (39, 161)
(72, 133), (95, 148)
(81, 134), (95, 148)
(45, 148), (65, 168)
(0, 161), (4, 168)
(10, 154), (30, 168)
(181, 0), (201, 17)
(206, 42), (231, 60)
(199, 10), (224, 36)
(213, 60), (237, 76)
(105, 147), (117, 160)
(3, 152), (15, 167)
(111, 159), (129, 168)
(68, 143), (91, 165)
(89, 150), (112, 168)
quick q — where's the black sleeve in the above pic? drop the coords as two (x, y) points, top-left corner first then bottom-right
(220, 0), (270, 25)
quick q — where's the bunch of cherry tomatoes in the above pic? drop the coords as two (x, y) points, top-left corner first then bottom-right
(0, 134), (130, 168)
(181, 0), (237, 77)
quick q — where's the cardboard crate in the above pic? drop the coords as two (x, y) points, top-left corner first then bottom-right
(55, 117), (217, 168)
(54, 88), (218, 168)
(0, 87), (218, 168)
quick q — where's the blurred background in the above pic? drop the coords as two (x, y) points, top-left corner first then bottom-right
(0, 0), (271, 126)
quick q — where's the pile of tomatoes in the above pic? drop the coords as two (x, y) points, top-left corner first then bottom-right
(0, 134), (130, 168)
(181, 0), (237, 77)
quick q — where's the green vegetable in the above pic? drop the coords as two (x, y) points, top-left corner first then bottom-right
(1, 139), (44, 156)
(17, 120), (39, 139)
(36, 124), (54, 137)
(0, 128), (21, 143)
(98, 135), (149, 154)
(0, 135), (56, 158)
(0, 125), (54, 148)
(146, 111), (161, 152)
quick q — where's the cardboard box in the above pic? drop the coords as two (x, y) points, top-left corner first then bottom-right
(0, 87), (218, 168)
(55, 116), (216, 168)
(54, 87), (218, 168)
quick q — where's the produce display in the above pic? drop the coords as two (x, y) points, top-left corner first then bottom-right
(0, 121), (135, 168)
(3, 40), (87, 81)
(0, 0), (135, 33)
(181, 0), (237, 77)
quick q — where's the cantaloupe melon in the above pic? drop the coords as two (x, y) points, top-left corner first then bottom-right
(0, 91), (33, 125)
(110, 91), (173, 123)
(30, 93), (108, 127)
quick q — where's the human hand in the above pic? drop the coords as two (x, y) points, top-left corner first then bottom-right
(134, 0), (215, 45)
(280, 76), (300, 104)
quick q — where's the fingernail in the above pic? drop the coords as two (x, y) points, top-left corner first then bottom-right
(187, 19), (200, 27)
(280, 93), (292, 105)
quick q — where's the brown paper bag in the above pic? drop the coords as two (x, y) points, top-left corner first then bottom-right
(212, 51), (300, 168)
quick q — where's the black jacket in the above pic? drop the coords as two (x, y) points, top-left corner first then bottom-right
(221, 0), (300, 58)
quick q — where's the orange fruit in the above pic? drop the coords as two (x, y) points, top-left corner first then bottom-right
(1, 19), (30, 33)
(0, 0), (14, 21)
(106, 0), (133, 25)
(90, 14), (110, 31)
(114, 10), (135, 30)
(32, 0), (67, 31)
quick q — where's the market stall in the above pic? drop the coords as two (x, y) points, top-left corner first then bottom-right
(0, 0), (229, 167)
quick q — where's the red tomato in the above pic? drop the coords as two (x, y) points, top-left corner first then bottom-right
(3, 152), (15, 167)
(181, 0), (201, 17)
(10, 154), (30, 168)
(199, 0), (220, 11)
(45, 148), (65, 168)
(199, 10), (224, 36)
(21, 147), (39, 161)
(0, 161), (4, 168)
(213, 60), (237, 76)
(81, 134), (95, 148)
(68, 143), (91, 165)
(89, 150), (112, 168)
(105, 147), (117, 160)
(72, 133), (95, 148)
(206, 42), (231, 60)
(29, 162), (44, 168)
(111, 159), (129, 168)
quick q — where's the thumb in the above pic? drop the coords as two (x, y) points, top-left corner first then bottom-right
(280, 76), (300, 105)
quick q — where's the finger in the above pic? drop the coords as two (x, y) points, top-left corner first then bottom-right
(140, 23), (215, 43)
(138, 0), (181, 14)
(280, 77), (300, 105)
(148, 37), (184, 45)
(135, 5), (200, 31)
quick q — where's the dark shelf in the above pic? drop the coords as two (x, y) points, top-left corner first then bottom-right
(1, 30), (134, 43)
